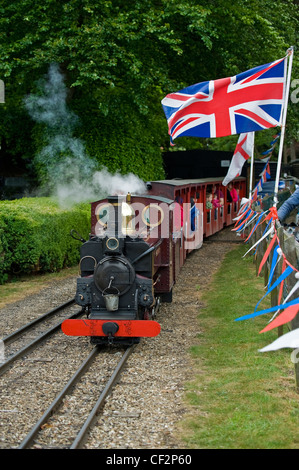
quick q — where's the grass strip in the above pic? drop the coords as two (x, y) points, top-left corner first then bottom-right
(179, 244), (299, 449)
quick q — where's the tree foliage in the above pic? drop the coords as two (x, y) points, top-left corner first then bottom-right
(0, 0), (297, 185)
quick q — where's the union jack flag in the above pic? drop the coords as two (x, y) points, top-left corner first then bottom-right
(162, 57), (287, 144)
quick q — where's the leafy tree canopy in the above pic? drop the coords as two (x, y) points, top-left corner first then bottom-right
(0, 0), (297, 185)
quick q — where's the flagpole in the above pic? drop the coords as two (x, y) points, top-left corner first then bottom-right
(273, 46), (294, 206)
(249, 132), (255, 197)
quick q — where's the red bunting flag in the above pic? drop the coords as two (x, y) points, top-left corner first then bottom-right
(259, 304), (299, 333)
(232, 209), (254, 231)
(257, 232), (277, 276)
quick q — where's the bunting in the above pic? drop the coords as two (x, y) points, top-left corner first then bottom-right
(231, 48), (297, 358)
(233, 203), (299, 355)
(269, 273), (299, 322)
(250, 160), (272, 201)
(260, 132), (280, 158)
(242, 225), (274, 258)
(259, 304), (299, 333)
(235, 297), (299, 322)
(235, 266), (295, 322)
(267, 246), (282, 289)
(259, 327), (299, 351)
(244, 211), (267, 242)
(233, 211), (258, 234)
(256, 230), (278, 276)
(261, 162), (271, 183)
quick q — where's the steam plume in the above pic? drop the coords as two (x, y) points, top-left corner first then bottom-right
(24, 63), (146, 207)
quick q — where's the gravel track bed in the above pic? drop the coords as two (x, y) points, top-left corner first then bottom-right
(0, 228), (238, 449)
(2, 303), (81, 362)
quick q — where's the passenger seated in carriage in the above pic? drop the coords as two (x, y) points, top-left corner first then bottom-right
(213, 185), (224, 206)
(227, 183), (239, 203)
(212, 193), (221, 208)
(206, 192), (213, 210)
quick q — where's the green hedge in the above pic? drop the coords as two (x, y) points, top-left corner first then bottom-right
(0, 197), (91, 284)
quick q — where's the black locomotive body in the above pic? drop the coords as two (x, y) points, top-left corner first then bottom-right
(62, 192), (174, 345)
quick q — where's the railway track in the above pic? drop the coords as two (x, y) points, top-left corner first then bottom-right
(0, 228), (239, 449)
(18, 346), (134, 449)
(0, 294), (134, 449)
(0, 299), (83, 377)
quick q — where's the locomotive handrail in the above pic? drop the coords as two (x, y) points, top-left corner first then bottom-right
(70, 229), (86, 243)
(79, 255), (97, 272)
(131, 239), (163, 265)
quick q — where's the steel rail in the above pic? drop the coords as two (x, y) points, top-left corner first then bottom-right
(2, 298), (75, 346)
(71, 345), (134, 449)
(18, 346), (100, 449)
(0, 309), (83, 377)
(18, 346), (133, 449)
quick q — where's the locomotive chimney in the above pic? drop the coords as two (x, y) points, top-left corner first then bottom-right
(106, 193), (135, 237)
(106, 195), (122, 236)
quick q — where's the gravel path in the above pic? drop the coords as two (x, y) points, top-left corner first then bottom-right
(0, 228), (238, 449)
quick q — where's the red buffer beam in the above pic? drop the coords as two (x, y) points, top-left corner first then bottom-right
(62, 319), (161, 338)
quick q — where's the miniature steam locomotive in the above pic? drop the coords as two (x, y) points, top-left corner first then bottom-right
(62, 177), (246, 345)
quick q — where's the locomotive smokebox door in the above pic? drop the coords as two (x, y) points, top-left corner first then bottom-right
(94, 257), (135, 296)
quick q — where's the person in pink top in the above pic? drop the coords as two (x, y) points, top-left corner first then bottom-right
(213, 185), (224, 206)
(228, 183), (239, 202)
(212, 193), (221, 208)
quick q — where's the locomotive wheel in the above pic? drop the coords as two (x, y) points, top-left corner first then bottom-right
(139, 307), (149, 320)
(140, 297), (160, 320)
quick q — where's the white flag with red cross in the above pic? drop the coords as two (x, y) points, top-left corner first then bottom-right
(222, 132), (254, 186)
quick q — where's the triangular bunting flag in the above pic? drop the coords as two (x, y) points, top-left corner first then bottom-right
(269, 275), (299, 322)
(245, 212), (266, 242)
(253, 265), (294, 313)
(259, 304), (299, 333)
(267, 246), (282, 289)
(235, 298), (299, 322)
(259, 327), (299, 352)
(232, 209), (254, 231)
(257, 233), (277, 276)
(242, 225), (274, 258)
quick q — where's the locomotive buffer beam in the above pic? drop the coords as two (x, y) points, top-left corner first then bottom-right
(61, 319), (161, 338)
